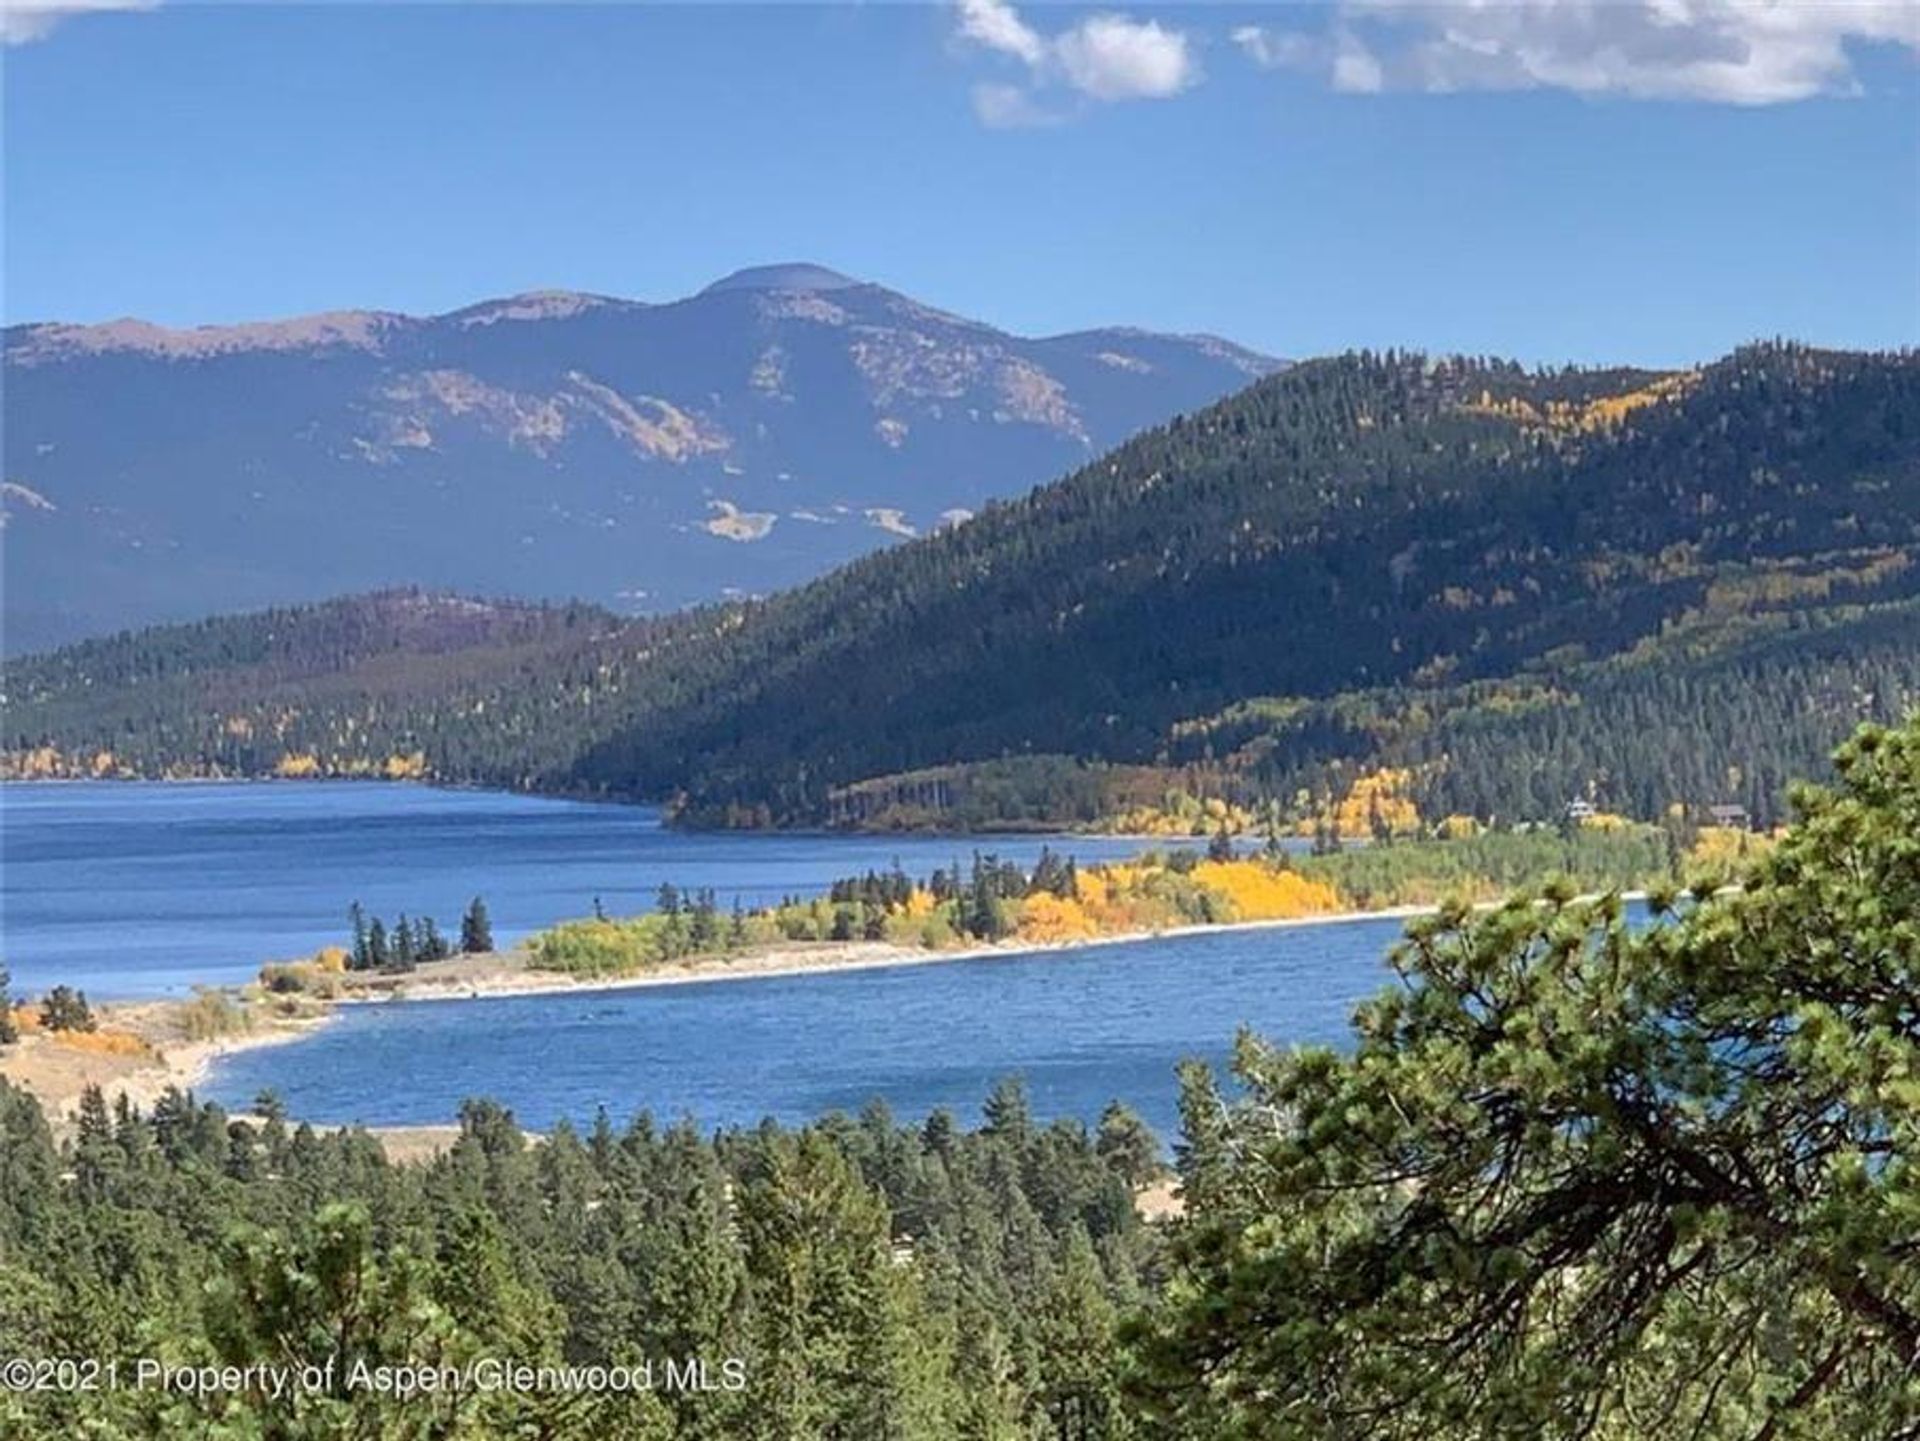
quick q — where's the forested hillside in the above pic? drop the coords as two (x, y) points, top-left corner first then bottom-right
(3, 591), (654, 787)
(8, 343), (1917, 830)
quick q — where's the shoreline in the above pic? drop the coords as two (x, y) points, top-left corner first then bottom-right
(6, 888), (1651, 1133)
(334, 901), (1440, 1009)
(2, 901), (1424, 1122)
(0, 1004), (330, 1124)
(334, 886), (1649, 1011)
(0, 776), (1246, 846)
(162, 1017), (332, 1093)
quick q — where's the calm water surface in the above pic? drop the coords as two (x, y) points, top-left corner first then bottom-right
(0, 781), (1164, 997)
(5, 780), (1416, 1140)
(206, 919), (1411, 1140)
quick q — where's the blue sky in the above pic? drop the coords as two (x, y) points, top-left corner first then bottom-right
(4, 1), (1916, 365)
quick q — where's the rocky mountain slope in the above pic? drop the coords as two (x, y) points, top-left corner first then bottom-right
(2, 264), (1277, 651)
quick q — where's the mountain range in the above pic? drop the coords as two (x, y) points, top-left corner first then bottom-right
(10, 342), (1918, 833)
(1, 263), (1278, 652)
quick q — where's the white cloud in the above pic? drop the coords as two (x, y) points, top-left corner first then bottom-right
(956, 0), (1046, 68)
(972, 81), (1066, 129)
(1231, 24), (1317, 72)
(1, 0), (154, 45)
(1234, 22), (1384, 93)
(1331, 40), (1385, 95)
(953, 0), (1198, 122)
(1055, 14), (1196, 101)
(1235, 2), (1920, 104)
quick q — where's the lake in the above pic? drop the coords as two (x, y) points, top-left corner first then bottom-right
(204, 918), (1410, 1141)
(0, 781), (1172, 998)
(4, 779), (1413, 1141)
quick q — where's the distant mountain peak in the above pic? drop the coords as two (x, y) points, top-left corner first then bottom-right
(4, 266), (1285, 652)
(698, 263), (862, 296)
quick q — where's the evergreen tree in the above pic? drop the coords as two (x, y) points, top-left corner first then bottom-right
(982, 1078), (1032, 1145)
(1129, 718), (1920, 1437)
(391, 915), (416, 971)
(1094, 1101), (1161, 1188)
(688, 889), (719, 949)
(1034, 1227), (1122, 1440)
(348, 901), (371, 970)
(0, 962), (14, 1046)
(460, 897), (494, 954)
(71, 1084), (117, 1199)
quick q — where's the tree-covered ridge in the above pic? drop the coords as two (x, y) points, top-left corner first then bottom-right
(8, 343), (1918, 828)
(567, 343), (1920, 817)
(4, 591), (655, 786)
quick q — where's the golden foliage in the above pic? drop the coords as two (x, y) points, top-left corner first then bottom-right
(1100, 789), (1259, 837)
(7, 746), (68, 779)
(1190, 861), (1341, 922)
(1573, 373), (1697, 430)
(1701, 552), (1912, 615)
(53, 1028), (154, 1059)
(1070, 865), (1183, 933)
(1688, 825), (1778, 871)
(1015, 892), (1101, 943)
(1465, 372), (1698, 436)
(1312, 769), (1421, 839)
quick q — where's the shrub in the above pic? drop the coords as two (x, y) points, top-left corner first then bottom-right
(52, 1029), (151, 1058)
(178, 989), (251, 1043)
(39, 986), (96, 1033)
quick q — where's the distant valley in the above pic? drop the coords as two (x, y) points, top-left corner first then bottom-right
(1, 262), (1277, 651)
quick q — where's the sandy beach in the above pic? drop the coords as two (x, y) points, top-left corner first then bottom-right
(0, 1001), (325, 1124)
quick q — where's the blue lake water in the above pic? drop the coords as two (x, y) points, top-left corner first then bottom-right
(0, 781), (1169, 998)
(3, 779), (1416, 1140)
(205, 919), (1411, 1141)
